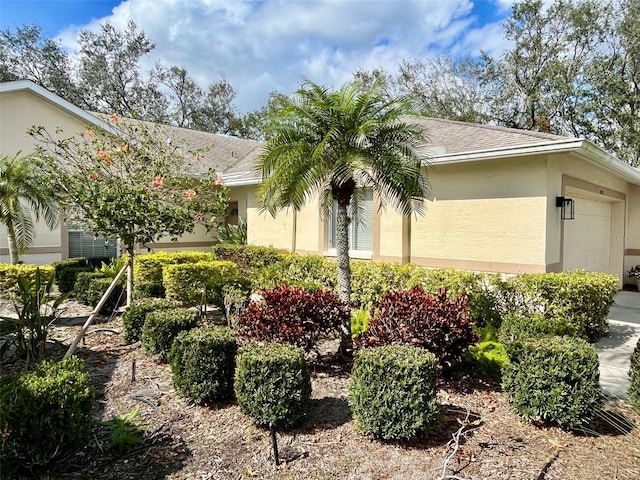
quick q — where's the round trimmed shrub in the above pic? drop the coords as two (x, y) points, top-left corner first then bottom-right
(348, 345), (440, 440)
(234, 343), (311, 428)
(121, 298), (180, 343)
(498, 313), (578, 345)
(169, 326), (237, 404)
(502, 336), (604, 428)
(0, 356), (95, 472)
(87, 277), (125, 314)
(629, 338), (640, 413)
(141, 307), (199, 361)
(73, 271), (105, 304)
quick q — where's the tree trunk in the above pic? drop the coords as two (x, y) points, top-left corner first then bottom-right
(335, 203), (352, 354)
(6, 218), (20, 264)
(126, 245), (135, 307)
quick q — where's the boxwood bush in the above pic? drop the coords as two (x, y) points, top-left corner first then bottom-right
(86, 277), (125, 314)
(163, 260), (239, 306)
(0, 263), (55, 298)
(465, 341), (509, 382)
(348, 345), (440, 441)
(169, 325), (237, 404)
(251, 253), (337, 292)
(52, 258), (94, 294)
(502, 336), (604, 428)
(237, 285), (349, 353)
(629, 338), (640, 413)
(141, 307), (199, 361)
(212, 244), (284, 275)
(234, 343), (311, 428)
(498, 313), (578, 345)
(73, 271), (106, 304)
(121, 297), (180, 342)
(355, 287), (477, 368)
(0, 356), (95, 472)
(134, 250), (215, 294)
(499, 271), (618, 342)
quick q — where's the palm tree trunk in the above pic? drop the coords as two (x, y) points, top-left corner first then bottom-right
(6, 218), (20, 264)
(335, 203), (352, 353)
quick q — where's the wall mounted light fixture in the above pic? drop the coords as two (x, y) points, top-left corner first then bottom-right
(556, 196), (575, 220)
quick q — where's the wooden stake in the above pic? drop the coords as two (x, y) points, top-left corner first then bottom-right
(63, 265), (128, 359)
(270, 424), (279, 466)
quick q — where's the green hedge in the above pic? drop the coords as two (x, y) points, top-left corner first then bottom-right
(234, 343), (311, 428)
(73, 271), (106, 304)
(348, 345), (440, 440)
(0, 264), (55, 298)
(163, 260), (239, 306)
(87, 277), (125, 315)
(498, 313), (578, 345)
(629, 338), (640, 414)
(350, 261), (419, 311)
(52, 258), (93, 294)
(502, 336), (604, 428)
(141, 307), (199, 361)
(169, 326), (237, 404)
(0, 356), (95, 472)
(500, 271), (618, 342)
(134, 250), (215, 291)
(121, 298), (180, 343)
(251, 253), (337, 292)
(212, 244), (285, 274)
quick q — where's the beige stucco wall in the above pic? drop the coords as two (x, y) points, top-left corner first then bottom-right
(377, 206), (407, 262)
(246, 188), (295, 250)
(294, 195), (323, 253)
(410, 157), (548, 272)
(0, 90), (91, 263)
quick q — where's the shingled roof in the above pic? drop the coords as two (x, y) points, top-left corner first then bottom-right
(407, 116), (570, 155)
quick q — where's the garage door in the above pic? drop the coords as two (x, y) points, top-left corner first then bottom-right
(563, 190), (612, 273)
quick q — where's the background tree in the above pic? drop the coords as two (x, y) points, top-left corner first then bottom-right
(76, 21), (167, 120)
(0, 153), (59, 264)
(0, 24), (83, 106)
(30, 116), (229, 304)
(257, 78), (429, 351)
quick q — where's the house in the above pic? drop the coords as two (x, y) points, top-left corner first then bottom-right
(2, 80), (639, 286)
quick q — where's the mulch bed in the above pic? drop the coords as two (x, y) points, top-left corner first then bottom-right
(2, 299), (640, 480)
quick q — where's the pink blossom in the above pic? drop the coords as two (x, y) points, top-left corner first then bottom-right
(194, 154), (201, 162)
(86, 130), (95, 138)
(111, 113), (119, 123)
(152, 176), (164, 188)
(184, 189), (196, 200)
(98, 150), (109, 160)
(215, 175), (224, 186)
(89, 172), (99, 181)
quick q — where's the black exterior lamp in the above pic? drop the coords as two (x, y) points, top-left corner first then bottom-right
(556, 196), (575, 220)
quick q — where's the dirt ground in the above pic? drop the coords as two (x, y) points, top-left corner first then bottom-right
(2, 299), (640, 480)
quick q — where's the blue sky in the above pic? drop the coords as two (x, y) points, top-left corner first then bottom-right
(0, 0), (515, 112)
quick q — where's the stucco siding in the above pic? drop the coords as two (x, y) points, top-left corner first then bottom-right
(246, 190), (294, 250)
(295, 196), (322, 253)
(410, 157), (548, 271)
(378, 207), (407, 261)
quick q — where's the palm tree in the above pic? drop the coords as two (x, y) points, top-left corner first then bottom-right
(256, 77), (429, 348)
(0, 153), (59, 264)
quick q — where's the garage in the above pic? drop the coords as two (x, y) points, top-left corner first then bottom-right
(562, 188), (613, 273)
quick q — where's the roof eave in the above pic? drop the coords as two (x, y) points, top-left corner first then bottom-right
(427, 139), (640, 185)
(0, 79), (118, 135)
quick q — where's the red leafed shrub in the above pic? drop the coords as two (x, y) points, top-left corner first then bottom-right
(355, 287), (477, 368)
(237, 285), (349, 353)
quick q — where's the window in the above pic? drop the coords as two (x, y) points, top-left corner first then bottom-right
(328, 189), (373, 252)
(68, 223), (118, 258)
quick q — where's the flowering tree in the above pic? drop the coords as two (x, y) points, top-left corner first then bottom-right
(30, 114), (228, 304)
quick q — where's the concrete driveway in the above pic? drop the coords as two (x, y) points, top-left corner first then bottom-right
(596, 291), (640, 400)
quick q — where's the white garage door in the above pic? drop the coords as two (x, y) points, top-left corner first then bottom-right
(563, 191), (612, 273)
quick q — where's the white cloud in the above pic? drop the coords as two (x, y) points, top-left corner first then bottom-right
(57, 0), (510, 113)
